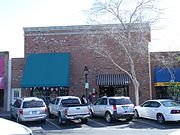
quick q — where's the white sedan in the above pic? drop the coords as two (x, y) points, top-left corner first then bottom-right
(0, 118), (33, 135)
(134, 99), (180, 124)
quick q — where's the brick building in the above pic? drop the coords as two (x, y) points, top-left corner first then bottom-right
(11, 24), (151, 105)
(0, 51), (10, 111)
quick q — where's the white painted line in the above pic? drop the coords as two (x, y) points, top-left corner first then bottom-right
(133, 119), (166, 129)
(89, 119), (112, 128)
(47, 119), (61, 130)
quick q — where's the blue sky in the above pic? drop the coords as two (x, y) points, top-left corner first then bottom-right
(0, 0), (180, 58)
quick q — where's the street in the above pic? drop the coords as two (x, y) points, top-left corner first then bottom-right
(21, 117), (180, 135)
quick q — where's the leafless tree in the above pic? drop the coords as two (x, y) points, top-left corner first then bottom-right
(84, 0), (162, 105)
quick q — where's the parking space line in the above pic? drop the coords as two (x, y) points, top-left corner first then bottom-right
(89, 119), (112, 128)
(47, 119), (61, 130)
(133, 119), (166, 129)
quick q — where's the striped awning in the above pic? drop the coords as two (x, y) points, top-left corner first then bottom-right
(96, 74), (131, 86)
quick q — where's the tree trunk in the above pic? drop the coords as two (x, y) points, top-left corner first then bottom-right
(135, 82), (140, 105)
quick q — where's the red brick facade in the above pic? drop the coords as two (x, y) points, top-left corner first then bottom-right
(11, 24), (151, 104)
(0, 51), (9, 111)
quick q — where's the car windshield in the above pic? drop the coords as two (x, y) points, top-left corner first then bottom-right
(160, 101), (180, 107)
(61, 98), (80, 105)
(23, 100), (45, 108)
(109, 98), (132, 105)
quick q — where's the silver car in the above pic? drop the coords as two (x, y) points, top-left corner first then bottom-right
(10, 97), (48, 123)
(90, 96), (135, 123)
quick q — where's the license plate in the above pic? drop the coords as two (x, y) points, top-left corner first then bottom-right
(122, 106), (128, 110)
(29, 111), (37, 114)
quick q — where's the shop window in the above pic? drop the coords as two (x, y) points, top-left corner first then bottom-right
(12, 88), (21, 104)
(115, 86), (129, 96)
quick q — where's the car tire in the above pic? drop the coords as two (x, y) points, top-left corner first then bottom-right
(157, 113), (165, 124)
(10, 113), (14, 120)
(90, 109), (94, 118)
(134, 110), (139, 119)
(16, 115), (20, 123)
(58, 113), (65, 125)
(105, 112), (113, 123)
(48, 110), (53, 118)
(81, 118), (88, 124)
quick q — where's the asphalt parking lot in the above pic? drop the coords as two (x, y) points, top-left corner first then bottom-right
(1, 111), (180, 135)
(21, 117), (180, 134)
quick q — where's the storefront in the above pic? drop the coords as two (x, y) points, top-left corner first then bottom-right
(96, 74), (131, 97)
(21, 52), (70, 103)
(0, 57), (4, 109)
(154, 67), (180, 100)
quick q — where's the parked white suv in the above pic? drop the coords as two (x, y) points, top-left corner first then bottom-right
(10, 97), (48, 123)
(90, 96), (135, 123)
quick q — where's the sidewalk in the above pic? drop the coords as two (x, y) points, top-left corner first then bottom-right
(0, 111), (11, 119)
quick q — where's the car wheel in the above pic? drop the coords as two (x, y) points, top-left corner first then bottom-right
(58, 113), (65, 125)
(90, 109), (94, 118)
(105, 112), (113, 123)
(48, 109), (53, 119)
(157, 113), (165, 124)
(81, 118), (88, 124)
(134, 110), (139, 119)
(10, 113), (14, 120)
(16, 115), (19, 123)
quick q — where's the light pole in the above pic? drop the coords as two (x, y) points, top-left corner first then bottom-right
(84, 66), (89, 99)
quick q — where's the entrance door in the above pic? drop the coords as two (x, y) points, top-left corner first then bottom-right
(12, 88), (21, 104)
(99, 86), (114, 97)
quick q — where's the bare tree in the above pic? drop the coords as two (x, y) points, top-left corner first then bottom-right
(84, 0), (162, 105)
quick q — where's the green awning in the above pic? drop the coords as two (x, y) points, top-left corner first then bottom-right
(21, 53), (70, 88)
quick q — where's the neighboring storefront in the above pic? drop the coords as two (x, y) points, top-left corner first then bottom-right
(11, 24), (151, 104)
(151, 51), (180, 101)
(154, 67), (180, 100)
(0, 51), (9, 111)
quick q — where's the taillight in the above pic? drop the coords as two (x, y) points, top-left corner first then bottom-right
(45, 107), (48, 113)
(64, 109), (68, 115)
(113, 105), (117, 112)
(19, 109), (23, 115)
(171, 110), (180, 114)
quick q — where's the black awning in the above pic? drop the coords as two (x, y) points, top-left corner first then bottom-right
(96, 74), (131, 86)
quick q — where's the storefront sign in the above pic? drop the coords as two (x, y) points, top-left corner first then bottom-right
(154, 82), (180, 86)
(85, 82), (89, 89)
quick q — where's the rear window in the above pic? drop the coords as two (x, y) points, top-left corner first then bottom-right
(61, 98), (80, 105)
(109, 98), (132, 105)
(23, 100), (45, 108)
(160, 101), (180, 107)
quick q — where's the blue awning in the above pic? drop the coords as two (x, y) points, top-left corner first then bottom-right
(154, 67), (180, 86)
(21, 53), (70, 88)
